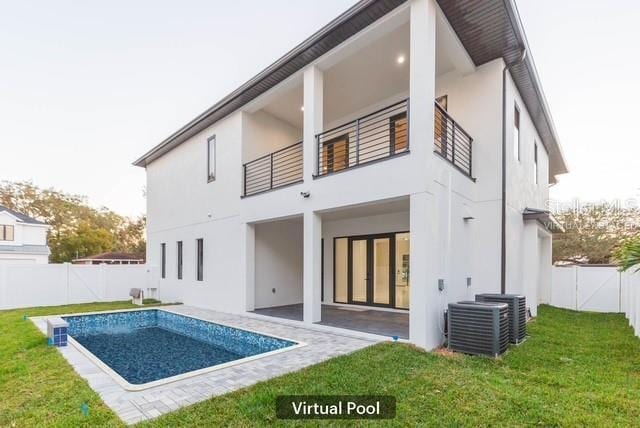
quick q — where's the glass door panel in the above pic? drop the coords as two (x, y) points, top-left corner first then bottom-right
(334, 238), (348, 303)
(372, 238), (390, 305)
(351, 239), (368, 303)
(395, 233), (410, 309)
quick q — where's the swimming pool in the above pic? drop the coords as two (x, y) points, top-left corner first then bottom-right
(62, 309), (301, 390)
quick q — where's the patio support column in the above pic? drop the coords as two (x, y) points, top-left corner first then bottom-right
(409, 192), (441, 350)
(303, 65), (323, 181)
(240, 222), (255, 311)
(303, 211), (322, 323)
(408, 0), (440, 350)
(408, 0), (437, 193)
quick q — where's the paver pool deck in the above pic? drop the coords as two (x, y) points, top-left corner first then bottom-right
(32, 305), (380, 424)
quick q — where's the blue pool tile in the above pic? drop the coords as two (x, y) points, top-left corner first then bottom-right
(62, 310), (296, 384)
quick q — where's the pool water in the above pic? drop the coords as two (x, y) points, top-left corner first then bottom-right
(63, 310), (296, 385)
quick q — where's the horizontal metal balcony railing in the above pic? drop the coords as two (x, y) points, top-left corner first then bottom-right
(434, 102), (473, 178)
(316, 99), (409, 177)
(242, 141), (303, 197)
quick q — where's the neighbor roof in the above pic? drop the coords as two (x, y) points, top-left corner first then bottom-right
(134, 0), (567, 181)
(74, 252), (144, 261)
(0, 204), (47, 225)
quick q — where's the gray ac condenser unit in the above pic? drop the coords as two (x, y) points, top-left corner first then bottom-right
(475, 293), (526, 344)
(447, 301), (509, 357)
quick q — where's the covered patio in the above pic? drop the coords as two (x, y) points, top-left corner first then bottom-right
(252, 303), (409, 339)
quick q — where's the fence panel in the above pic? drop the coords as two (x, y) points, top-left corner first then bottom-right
(0, 263), (156, 310)
(576, 266), (621, 312)
(551, 266), (577, 310)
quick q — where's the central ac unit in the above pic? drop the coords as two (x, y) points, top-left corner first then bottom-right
(447, 301), (509, 357)
(475, 293), (527, 344)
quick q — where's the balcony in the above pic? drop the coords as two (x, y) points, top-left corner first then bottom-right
(242, 141), (303, 197)
(316, 99), (409, 177)
(434, 102), (473, 178)
(241, 99), (473, 197)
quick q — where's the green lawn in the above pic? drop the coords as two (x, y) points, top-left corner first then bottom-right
(1, 303), (639, 427)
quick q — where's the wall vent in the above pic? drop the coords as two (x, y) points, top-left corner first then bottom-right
(447, 301), (509, 357)
(475, 293), (527, 344)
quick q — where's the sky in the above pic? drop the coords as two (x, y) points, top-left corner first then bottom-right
(1, 0), (639, 217)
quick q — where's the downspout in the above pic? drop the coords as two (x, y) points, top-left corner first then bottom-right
(501, 47), (527, 294)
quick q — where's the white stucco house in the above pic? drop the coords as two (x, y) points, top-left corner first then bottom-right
(134, 0), (568, 350)
(0, 205), (50, 265)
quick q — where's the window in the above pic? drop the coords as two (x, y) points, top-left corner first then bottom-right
(322, 134), (349, 173)
(0, 225), (14, 241)
(196, 238), (204, 281)
(207, 135), (216, 182)
(161, 243), (166, 279)
(177, 241), (183, 280)
(513, 105), (520, 161)
(533, 142), (538, 185)
(389, 113), (408, 154)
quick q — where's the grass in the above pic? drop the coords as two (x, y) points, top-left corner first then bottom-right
(1, 304), (639, 427)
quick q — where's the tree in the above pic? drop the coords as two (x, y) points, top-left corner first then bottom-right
(0, 181), (145, 262)
(616, 237), (640, 272)
(552, 203), (640, 264)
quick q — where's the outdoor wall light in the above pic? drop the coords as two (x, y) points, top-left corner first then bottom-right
(300, 191), (310, 198)
(396, 54), (405, 64)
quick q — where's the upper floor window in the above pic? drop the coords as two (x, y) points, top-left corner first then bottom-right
(533, 142), (539, 185)
(0, 225), (14, 241)
(161, 243), (166, 279)
(196, 238), (204, 281)
(513, 105), (520, 161)
(207, 135), (216, 182)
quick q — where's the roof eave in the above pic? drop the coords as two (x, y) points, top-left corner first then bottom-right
(133, 0), (406, 168)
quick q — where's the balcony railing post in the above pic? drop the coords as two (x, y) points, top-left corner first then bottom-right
(270, 153), (274, 190)
(355, 118), (360, 166)
(316, 135), (320, 176)
(469, 138), (473, 176)
(451, 121), (456, 164)
(243, 164), (247, 197)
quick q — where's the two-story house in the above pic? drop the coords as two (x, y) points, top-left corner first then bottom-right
(135, 0), (568, 350)
(0, 205), (50, 264)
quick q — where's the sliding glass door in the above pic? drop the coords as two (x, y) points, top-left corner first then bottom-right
(334, 232), (409, 309)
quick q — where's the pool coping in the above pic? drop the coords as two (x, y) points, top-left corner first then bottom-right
(32, 307), (307, 392)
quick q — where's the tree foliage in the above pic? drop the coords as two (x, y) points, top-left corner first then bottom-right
(0, 181), (145, 263)
(615, 237), (640, 272)
(552, 203), (640, 264)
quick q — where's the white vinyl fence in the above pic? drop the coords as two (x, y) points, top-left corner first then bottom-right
(0, 263), (160, 310)
(552, 265), (640, 337)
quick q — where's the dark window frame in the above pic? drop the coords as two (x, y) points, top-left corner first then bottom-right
(0, 225), (15, 241)
(514, 104), (521, 161)
(177, 241), (183, 280)
(389, 112), (408, 155)
(533, 142), (538, 185)
(161, 243), (166, 279)
(322, 133), (350, 173)
(196, 238), (204, 281)
(332, 231), (409, 310)
(207, 135), (216, 182)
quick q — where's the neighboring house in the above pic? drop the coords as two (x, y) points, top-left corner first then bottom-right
(0, 204), (50, 265)
(72, 252), (145, 265)
(134, 0), (568, 350)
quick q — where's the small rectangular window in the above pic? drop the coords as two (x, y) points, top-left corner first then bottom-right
(161, 243), (166, 279)
(196, 238), (204, 281)
(1, 225), (14, 241)
(533, 143), (538, 185)
(514, 105), (520, 161)
(177, 241), (183, 280)
(207, 136), (216, 182)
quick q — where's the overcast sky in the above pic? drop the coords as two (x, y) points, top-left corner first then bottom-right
(1, 0), (638, 217)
